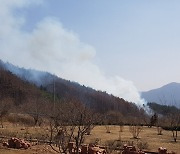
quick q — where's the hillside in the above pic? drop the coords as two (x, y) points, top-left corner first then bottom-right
(0, 60), (145, 121)
(147, 102), (180, 116)
(141, 82), (180, 108)
(0, 66), (47, 106)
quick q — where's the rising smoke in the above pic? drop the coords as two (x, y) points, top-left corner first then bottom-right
(0, 0), (145, 106)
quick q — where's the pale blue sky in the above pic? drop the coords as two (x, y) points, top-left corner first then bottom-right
(14, 0), (180, 91)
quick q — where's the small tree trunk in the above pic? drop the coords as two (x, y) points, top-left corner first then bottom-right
(157, 126), (162, 135)
(172, 130), (177, 142)
(105, 125), (111, 133)
(0, 117), (3, 128)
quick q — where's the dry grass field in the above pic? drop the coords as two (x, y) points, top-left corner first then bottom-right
(0, 123), (179, 153)
(85, 126), (180, 153)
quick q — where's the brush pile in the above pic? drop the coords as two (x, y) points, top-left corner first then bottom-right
(3, 137), (31, 149)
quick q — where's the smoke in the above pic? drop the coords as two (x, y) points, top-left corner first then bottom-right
(0, 0), (145, 106)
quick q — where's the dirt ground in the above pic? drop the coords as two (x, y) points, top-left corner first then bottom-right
(0, 124), (179, 153)
(0, 144), (56, 154)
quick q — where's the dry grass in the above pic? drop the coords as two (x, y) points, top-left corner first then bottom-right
(85, 126), (180, 153)
(0, 123), (179, 153)
(0, 122), (50, 140)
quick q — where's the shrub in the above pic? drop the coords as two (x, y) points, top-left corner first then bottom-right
(89, 138), (101, 145)
(7, 113), (34, 126)
(137, 141), (149, 150)
(129, 125), (143, 139)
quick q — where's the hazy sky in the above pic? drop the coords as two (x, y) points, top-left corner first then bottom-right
(1, 0), (180, 105)
(17, 0), (180, 91)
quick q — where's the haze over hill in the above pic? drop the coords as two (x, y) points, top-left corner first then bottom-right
(0, 59), (145, 106)
(0, 59), (144, 120)
(2, 1), (180, 107)
(0, 1), (146, 106)
(141, 82), (180, 108)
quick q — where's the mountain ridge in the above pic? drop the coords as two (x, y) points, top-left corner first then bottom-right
(141, 82), (180, 108)
(0, 59), (143, 120)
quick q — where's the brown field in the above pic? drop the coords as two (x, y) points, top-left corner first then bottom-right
(0, 123), (179, 153)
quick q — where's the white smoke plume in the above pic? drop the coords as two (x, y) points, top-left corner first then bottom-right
(0, 0), (145, 106)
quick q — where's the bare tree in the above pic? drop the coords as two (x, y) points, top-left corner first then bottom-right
(22, 94), (49, 126)
(157, 97), (180, 142)
(129, 125), (143, 139)
(166, 112), (180, 142)
(157, 126), (163, 135)
(105, 125), (111, 133)
(0, 99), (12, 128)
(49, 100), (98, 154)
(103, 111), (122, 133)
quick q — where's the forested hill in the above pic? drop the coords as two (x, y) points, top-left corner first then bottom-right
(0, 60), (144, 120)
(147, 102), (180, 116)
(0, 65), (49, 106)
